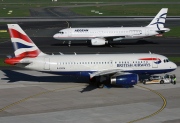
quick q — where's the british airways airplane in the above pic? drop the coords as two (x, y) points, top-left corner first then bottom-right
(53, 8), (170, 46)
(5, 24), (176, 88)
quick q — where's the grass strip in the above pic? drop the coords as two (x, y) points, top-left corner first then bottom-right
(70, 4), (180, 16)
(0, 0), (180, 2)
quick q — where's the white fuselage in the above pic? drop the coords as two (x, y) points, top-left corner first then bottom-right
(53, 27), (158, 41)
(21, 53), (177, 76)
(53, 8), (170, 46)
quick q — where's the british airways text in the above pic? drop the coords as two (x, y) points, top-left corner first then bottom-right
(117, 63), (151, 67)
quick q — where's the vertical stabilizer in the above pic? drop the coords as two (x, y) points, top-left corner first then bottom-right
(7, 24), (46, 58)
(146, 8), (168, 30)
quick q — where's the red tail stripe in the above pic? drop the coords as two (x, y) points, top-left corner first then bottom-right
(4, 57), (22, 65)
(9, 28), (32, 43)
(17, 50), (40, 58)
(139, 58), (160, 60)
(4, 50), (40, 65)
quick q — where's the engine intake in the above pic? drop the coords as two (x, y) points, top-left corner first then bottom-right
(111, 73), (138, 86)
(91, 38), (107, 46)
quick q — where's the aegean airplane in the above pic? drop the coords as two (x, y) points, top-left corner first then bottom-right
(5, 24), (176, 88)
(53, 8), (170, 46)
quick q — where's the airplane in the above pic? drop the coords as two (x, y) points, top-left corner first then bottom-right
(53, 8), (170, 46)
(5, 24), (176, 88)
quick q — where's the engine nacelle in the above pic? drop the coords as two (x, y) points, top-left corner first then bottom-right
(91, 38), (106, 46)
(111, 73), (138, 86)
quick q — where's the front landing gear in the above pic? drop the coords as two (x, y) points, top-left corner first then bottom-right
(68, 41), (71, 47)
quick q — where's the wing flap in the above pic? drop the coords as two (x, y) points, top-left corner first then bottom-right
(90, 69), (122, 79)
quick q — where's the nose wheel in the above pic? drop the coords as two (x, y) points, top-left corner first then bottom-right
(68, 41), (71, 47)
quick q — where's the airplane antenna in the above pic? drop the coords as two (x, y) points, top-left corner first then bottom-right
(59, 52), (64, 55)
(149, 51), (151, 54)
(74, 52), (77, 55)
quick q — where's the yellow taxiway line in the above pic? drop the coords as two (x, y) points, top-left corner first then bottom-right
(128, 84), (167, 123)
(0, 85), (81, 113)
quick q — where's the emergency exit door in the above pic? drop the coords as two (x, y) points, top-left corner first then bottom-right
(44, 58), (50, 70)
(68, 29), (72, 37)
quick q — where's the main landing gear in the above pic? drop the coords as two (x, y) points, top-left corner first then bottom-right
(89, 76), (108, 88)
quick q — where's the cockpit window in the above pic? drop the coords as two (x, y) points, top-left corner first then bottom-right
(59, 32), (64, 34)
(164, 59), (169, 63)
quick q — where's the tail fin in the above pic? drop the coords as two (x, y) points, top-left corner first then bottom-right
(7, 24), (46, 58)
(146, 8), (168, 30)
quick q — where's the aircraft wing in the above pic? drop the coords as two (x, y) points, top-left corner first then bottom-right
(89, 69), (125, 79)
(99, 36), (127, 41)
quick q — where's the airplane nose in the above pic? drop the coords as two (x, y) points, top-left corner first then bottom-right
(53, 34), (58, 39)
(171, 62), (177, 69)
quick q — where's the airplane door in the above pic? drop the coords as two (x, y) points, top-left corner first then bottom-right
(68, 29), (72, 37)
(152, 57), (158, 68)
(44, 58), (50, 70)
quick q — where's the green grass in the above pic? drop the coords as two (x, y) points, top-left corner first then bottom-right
(0, 4), (57, 17)
(0, 2), (180, 17)
(0, 0), (180, 2)
(0, 58), (9, 66)
(164, 27), (180, 37)
(169, 57), (180, 63)
(70, 4), (180, 16)
(0, 32), (9, 39)
(0, 3), (179, 17)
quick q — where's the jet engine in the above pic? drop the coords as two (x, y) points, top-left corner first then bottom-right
(111, 73), (138, 86)
(91, 38), (107, 46)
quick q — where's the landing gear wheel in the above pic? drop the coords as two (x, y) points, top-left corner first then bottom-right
(143, 80), (146, 85)
(98, 83), (104, 88)
(89, 77), (96, 86)
(160, 80), (164, 84)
